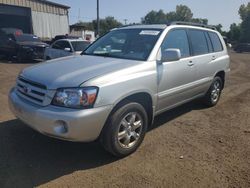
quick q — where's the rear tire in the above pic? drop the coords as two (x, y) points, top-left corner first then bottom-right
(100, 102), (148, 157)
(203, 77), (223, 107)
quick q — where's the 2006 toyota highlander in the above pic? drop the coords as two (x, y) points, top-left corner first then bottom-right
(9, 22), (230, 157)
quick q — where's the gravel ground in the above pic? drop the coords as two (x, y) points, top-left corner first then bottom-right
(0, 52), (250, 188)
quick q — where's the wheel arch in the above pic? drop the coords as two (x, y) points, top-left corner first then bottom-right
(215, 71), (225, 89)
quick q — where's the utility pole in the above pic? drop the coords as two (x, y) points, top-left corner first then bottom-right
(124, 19), (128, 25)
(97, 0), (100, 38)
(78, 8), (80, 22)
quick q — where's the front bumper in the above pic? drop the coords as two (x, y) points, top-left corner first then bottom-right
(9, 88), (113, 142)
(19, 47), (45, 60)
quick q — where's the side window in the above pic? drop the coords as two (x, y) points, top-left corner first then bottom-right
(208, 32), (223, 52)
(52, 41), (64, 49)
(161, 29), (190, 58)
(61, 41), (72, 50)
(204, 32), (213, 53)
(188, 29), (209, 56)
(52, 41), (72, 51)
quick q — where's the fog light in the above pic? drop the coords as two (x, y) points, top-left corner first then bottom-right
(54, 120), (68, 134)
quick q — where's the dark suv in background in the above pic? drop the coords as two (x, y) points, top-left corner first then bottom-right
(234, 43), (250, 53)
(0, 28), (49, 62)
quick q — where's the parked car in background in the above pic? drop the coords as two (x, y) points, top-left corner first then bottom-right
(0, 30), (49, 62)
(50, 35), (80, 45)
(44, 38), (91, 60)
(0, 28), (23, 35)
(234, 43), (250, 53)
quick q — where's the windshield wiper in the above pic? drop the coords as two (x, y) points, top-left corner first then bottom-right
(82, 52), (113, 58)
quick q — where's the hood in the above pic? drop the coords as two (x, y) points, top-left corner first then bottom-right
(18, 41), (49, 47)
(21, 55), (143, 89)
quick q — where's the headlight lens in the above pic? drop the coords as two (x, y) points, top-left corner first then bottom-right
(52, 87), (98, 109)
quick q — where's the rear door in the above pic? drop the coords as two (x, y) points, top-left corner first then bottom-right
(186, 29), (217, 94)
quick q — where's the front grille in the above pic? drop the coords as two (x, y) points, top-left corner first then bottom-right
(16, 77), (47, 106)
(33, 46), (46, 59)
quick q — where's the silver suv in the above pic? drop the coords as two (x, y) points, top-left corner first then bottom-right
(9, 22), (230, 157)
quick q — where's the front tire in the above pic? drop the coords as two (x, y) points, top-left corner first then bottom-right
(203, 77), (223, 107)
(100, 102), (148, 157)
(16, 51), (23, 63)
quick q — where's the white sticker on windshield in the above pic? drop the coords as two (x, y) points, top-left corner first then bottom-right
(139, 30), (160, 36)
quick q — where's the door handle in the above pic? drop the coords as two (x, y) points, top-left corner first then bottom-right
(212, 56), (217, 60)
(188, 61), (194, 66)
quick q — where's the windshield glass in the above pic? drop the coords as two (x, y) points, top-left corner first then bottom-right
(15, 34), (41, 42)
(71, 41), (90, 51)
(83, 29), (162, 61)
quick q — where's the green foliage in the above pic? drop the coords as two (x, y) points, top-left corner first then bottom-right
(175, 5), (193, 21)
(142, 5), (208, 25)
(92, 16), (123, 36)
(228, 23), (241, 42)
(142, 10), (167, 24)
(214, 24), (223, 33)
(191, 18), (208, 25)
(238, 3), (250, 42)
(227, 2), (250, 43)
(73, 16), (122, 36)
(71, 21), (94, 31)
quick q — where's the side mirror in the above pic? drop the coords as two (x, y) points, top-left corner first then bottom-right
(64, 48), (71, 52)
(161, 48), (181, 62)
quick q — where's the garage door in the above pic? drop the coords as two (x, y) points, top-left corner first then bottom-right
(0, 4), (32, 34)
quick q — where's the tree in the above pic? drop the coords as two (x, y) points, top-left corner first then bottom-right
(238, 3), (250, 42)
(228, 23), (241, 42)
(142, 5), (209, 26)
(142, 10), (167, 24)
(142, 5), (194, 24)
(214, 24), (223, 33)
(175, 5), (193, 21)
(73, 17), (122, 37)
(71, 21), (94, 31)
(191, 18), (208, 25)
(92, 16), (122, 36)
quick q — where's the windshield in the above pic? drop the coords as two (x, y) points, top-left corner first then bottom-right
(71, 41), (90, 51)
(15, 34), (41, 42)
(83, 29), (162, 61)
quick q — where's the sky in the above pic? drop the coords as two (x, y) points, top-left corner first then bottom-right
(53, 0), (249, 31)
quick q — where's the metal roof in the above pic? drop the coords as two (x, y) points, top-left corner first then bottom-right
(38, 0), (70, 9)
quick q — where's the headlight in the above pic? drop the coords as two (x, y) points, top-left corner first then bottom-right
(52, 87), (98, 109)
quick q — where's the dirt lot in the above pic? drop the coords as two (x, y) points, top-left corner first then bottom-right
(0, 52), (250, 188)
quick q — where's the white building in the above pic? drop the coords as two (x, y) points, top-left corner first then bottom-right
(0, 0), (70, 39)
(70, 25), (96, 42)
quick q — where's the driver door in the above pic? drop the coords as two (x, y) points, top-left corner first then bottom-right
(156, 29), (197, 113)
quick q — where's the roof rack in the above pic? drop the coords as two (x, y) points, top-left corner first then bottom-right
(169, 21), (217, 30)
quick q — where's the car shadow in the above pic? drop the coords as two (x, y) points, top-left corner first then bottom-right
(149, 99), (206, 131)
(0, 100), (206, 187)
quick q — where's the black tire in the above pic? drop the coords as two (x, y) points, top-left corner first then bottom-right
(203, 76), (223, 107)
(16, 51), (23, 63)
(46, 56), (51, 60)
(100, 102), (148, 157)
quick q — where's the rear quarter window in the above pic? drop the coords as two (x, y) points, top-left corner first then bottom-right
(208, 32), (223, 52)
